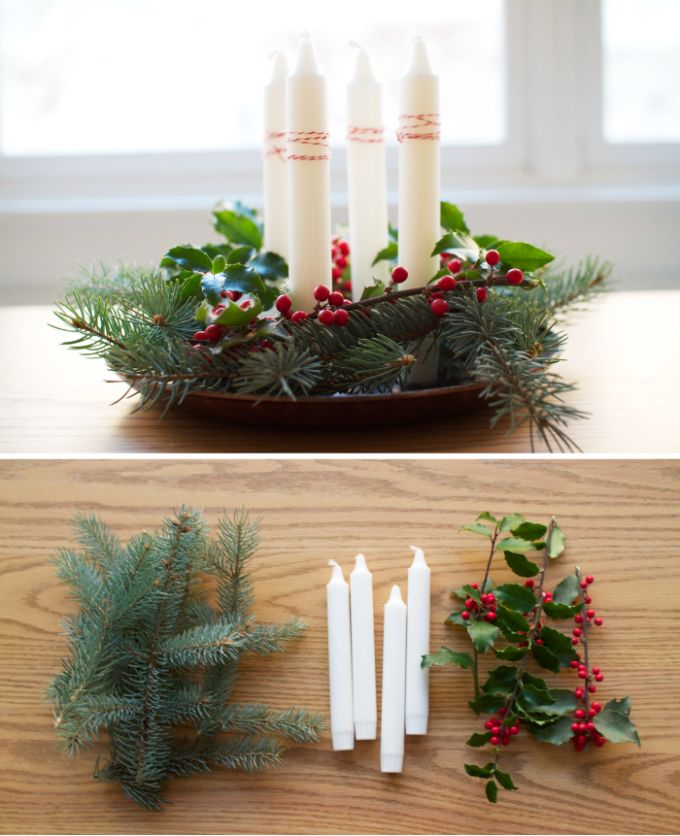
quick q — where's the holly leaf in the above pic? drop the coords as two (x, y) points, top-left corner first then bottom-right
(495, 537), (535, 553)
(466, 620), (500, 653)
(249, 250), (289, 280)
(177, 272), (204, 303)
(552, 575), (580, 605)
(482, 665), (518, 694)
(477, 512), (498, 524)
(496, 241), (555, 271)
(543, 601), (583, 619)
(161, 245), (213, 274)
(213, 297), (263, 327)
(504, 552), (540, 578)
(454, 584), (482, 603)
(494, 583), (536, 613)
(527, 715), (575, 745)
(548, 523), (565, 558)
(594, 697), (640, 746)
(493, 645), (528, 661)
(431, 231), (480, 261)
(537, 688), (578, 716)
(465, 763), (494, 778)
(517, 683), (556, 713)
(511, 521), (547, 541)
(532, 643), (560, 672)
(461, 522), (493, 538)
(495, 605), (530, 636)
(440, 201), (469, 233)
(226, 245), (254, 265)
(485, 779), (498, 803)
(494, 768), (517, 791)
(361, 280), (386, 300)
(541, 625), (578, 665)
(467, 732), (492, 748)
(499, 513), (525, 531)
(422, 648), (473, 669)
(371, 242), (398, 266)
(213, 206), (263, 249)
(469, 693), (507, 715)
(474, 234), (500, 250)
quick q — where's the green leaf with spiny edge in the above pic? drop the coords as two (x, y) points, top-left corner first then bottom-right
(548, 523), (565, 557)
(422, 648), (473, 669)
(454, 584), (482, 603)
(178, 272), (204, 303)
(495, 605), (531, 636)
(161, 245), (213, 274)
(212, 296), (263, 327)
(460, 522), (493, 538)
(593, 697), (640, 746)
(447, 611), (467, 627)
(540, 625), (578, 666)
(493, 645), (528, 661)
(494, 583), (536, 613)
(212, 255), (227, 273)
(552, 575), (580, 605)
(466, 619), (500, 653)
(371, 242), (398, 266)
(201, 242), (234, 261)
(517, 683), (557, 713)
(527, 715), (575, 745)
(485, 779), (498, 803)
(543, 601), (583, 619)
(467, 732), (492, 747)
(532, 643), (561, 673)
(496, 241), (555, 271)
(469, 693), (507, 716)
(499, 513), (524, 531)
(440, 201), (469, 233)
(494, 768), (517, 791)
(495, 536), (535, 553)
(482, 665), (518, 694)
(201, 265), (270, 307)
(361, 280), (386, 300)
(431, 231), (480, 261)
(504, 552), (540, 578)
(465, 762), (494, 778)
(213, 206), (263, 249)
(477, 512), (498, 524)
(535, 688), (577, 716)
(474, 234), (500, 250)
(511, 521), (547, 541)
(249, 250), (289, 280)
(226, 246), (254, 265)
(522, 672), (551, 693)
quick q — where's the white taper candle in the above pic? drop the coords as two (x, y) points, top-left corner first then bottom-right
(287, 33), (332, 309)
(263, 51), (289, 258)
(397, 36), (440, 288)
(380, 583), (407, 773)
(326, 560), (354, 750)
(405, 545), (431, 734)
(346, 43), (389, 300)
(349, 554), (377, 739)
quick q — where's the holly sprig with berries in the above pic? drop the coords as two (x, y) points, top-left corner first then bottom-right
(54, 201), (610, 450)
(424, 512), (639, 803)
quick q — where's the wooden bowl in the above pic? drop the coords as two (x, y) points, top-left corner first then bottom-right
(170, 381), (487, 429)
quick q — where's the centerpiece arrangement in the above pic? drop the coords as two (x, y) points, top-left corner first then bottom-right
(54, 35), (609, 451)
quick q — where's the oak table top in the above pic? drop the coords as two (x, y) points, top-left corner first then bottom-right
(0, 458), (679, 834)
(1, 291), (679, 454)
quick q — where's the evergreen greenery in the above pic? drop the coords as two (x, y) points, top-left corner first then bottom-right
(48, 508), (323, 811)
(53, 202), (611, 451)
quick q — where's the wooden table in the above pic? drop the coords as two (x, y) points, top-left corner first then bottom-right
(1, 459), (678, 834)
(1, 291), (679, 453)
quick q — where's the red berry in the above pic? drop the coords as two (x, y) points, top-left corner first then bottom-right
(449, 257), (463, 274)
(240, 299), (253, 310)
(510, 725), (519, 735)
(391, 266), (409, 283)
(220, 289), (229, 298)
(193, 330), (208, 341)
(592, 666), (601, 675)
(485, 611), (497, 622)
(486, 594), (496, 604)
(470, 583), (479, 590)
(569, 660), (579, 669)
(535, 638), (544, 645)
(588, 708), (597, 718)
(485, 249), (500, 266)
(585, 595), (592, 604)
(573, 627), (582, 637)
(328, 291), (345, 306)
(501, 737), (510, 746)
(592, 702), (602, 713)
(594, 736), (606, 748)
(484, 720), (494, 730)
(498, 707), (506, 717)
(314, 284), (330, 302)
(332, 266), (343, 281)
(578, 669), (587, 678)
(574, 709), (585, 719)
(575, 687), (584, 699)
(574, 614), (584, 624)
(437, 275), (457, 291)
(335, 256), (348, 270)
(291, 310), (308, 323)
(460, 610), (470, 620)
(490, 736), (500, 746)
(585, 575), (595, 585)
(465, 598), (475, 609)
(588, 685), (597, 693)
(587, 610), (596, 619)
(333, 308), (349, 326)
(275, 294), (292, 313)
(430, 298), (449, 317)
(525, 579), (535, 588)
(595, 673), (604, 682)
(506, 267), (524, 285)
(572, 637), (579, 645)
(571, 722), (580, 732)
(338, 240), (350, 256)
(574, 734), (586, 751)
(594, 617), (603, 626)
(476, 286), (488, 303)
(318, 308), (335, 326)
(205, 324), (222, 341)
(580, 581), (588, 589)
(586, 722), (595, 731)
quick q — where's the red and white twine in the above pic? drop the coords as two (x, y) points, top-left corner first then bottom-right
(346, 125), (384, 144)
(264, 130), (286, 160)
(396, 112), (441, 143)
(287, 130), (331, 161)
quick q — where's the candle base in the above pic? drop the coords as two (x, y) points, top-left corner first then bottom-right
(405, 714), (428, 735)
(380, 753), (404, 773)
(332, 731), (355, 751)
(354, 721), (377, 740)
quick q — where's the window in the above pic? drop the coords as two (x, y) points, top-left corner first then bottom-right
(0, 0), (505, 157)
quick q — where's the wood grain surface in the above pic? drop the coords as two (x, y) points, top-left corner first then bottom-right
(2, 290), (680, 453)
(0, 458), (679, 834)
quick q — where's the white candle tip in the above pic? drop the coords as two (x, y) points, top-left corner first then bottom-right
(349, 42), (376, 84)
(404, 35), (434, 75)
(294, 33), (319, 75)
(353, 553), (368, 571)
(387, 584), (404, 605)
(409, 545), (427, 567)
(328, 560), (345, 583)
(267, 51), (288, 84)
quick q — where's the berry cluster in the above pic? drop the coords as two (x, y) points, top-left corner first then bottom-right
(460, 585), (498, 623)
(192, 291), (253, 343)
(331, 236), (352, 296)
(482, 707), (521, 747)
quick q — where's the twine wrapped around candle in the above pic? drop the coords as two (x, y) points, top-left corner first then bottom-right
(287, 130), (331, 161)
(264, 130), (287, 159)
(346, 125), (385, 143)
(396, 112), (441, 143)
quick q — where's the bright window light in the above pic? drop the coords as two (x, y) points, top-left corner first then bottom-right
(602, 0), (680, 143)
(0, 0), (506, 156)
